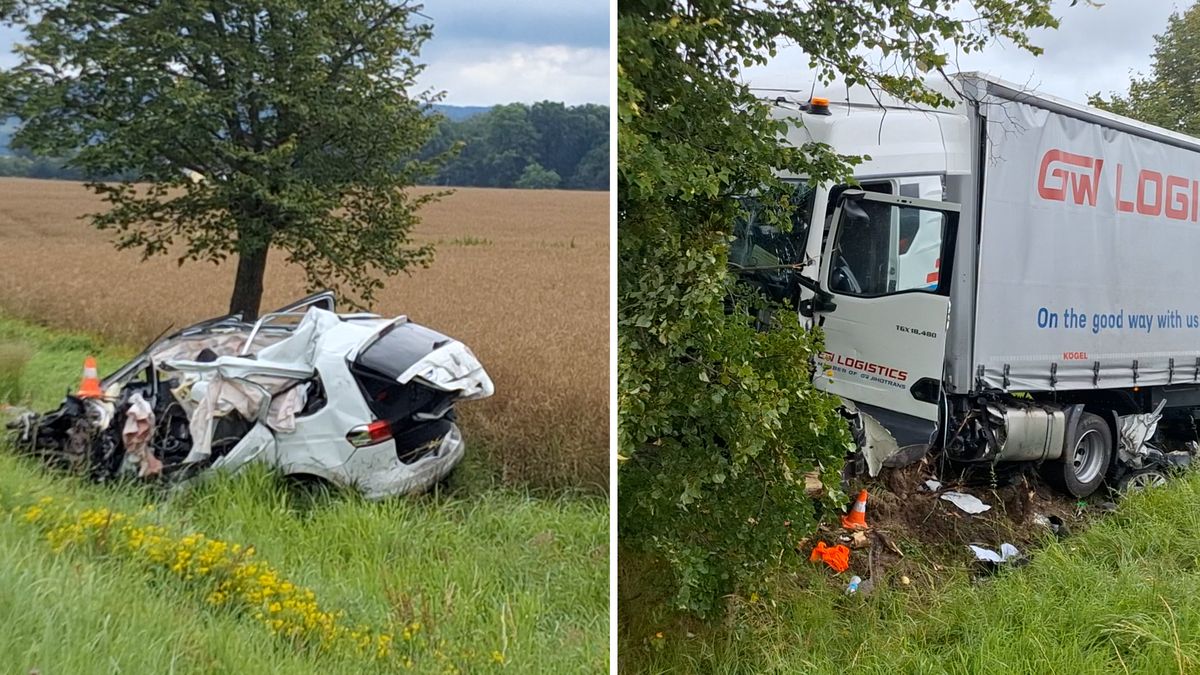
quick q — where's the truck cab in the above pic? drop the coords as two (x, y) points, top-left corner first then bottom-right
(732, 88), (968, 472)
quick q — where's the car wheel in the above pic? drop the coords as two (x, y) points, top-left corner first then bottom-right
(1116, 468), (1169, 494)
(1044, 412), (1111, 498)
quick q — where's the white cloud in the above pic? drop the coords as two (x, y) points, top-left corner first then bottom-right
(419, 44), (609, 106)
(745, 0), (1180, 105)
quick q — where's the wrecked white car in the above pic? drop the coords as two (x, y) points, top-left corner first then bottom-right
(6, 292), (493, 498)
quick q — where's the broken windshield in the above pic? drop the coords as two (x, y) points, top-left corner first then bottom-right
(728, 181), (815, 303)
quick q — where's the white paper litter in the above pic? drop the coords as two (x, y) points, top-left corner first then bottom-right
(923, 479), (943, 491)
(969, 543), (1020, 563)
(940, 491), (991, 514)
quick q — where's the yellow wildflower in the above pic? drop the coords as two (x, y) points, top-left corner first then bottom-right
(15, 497), (465, 667)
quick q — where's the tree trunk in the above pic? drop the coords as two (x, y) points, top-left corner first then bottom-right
(228, 242), (270, 320)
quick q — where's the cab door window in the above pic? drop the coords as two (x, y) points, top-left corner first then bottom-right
(828, 195), (950, 297)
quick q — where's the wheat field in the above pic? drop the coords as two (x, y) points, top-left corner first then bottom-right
(0, 178), (609, 490)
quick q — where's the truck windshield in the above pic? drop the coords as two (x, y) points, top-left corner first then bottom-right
(728, 181), (815, 303)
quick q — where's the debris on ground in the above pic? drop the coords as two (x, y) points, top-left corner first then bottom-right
(804, 459), (1089, 590)
(969, 542), (1030, 576)
(968, 543), (1020, 563)
(940, 491), (991, 514)
(1032, 513), (1070, 538)
(810, 542), (851, 573)
(845, 575), (862, 594)
(795, 432), (1174, 594)
(1, 405), (35, 426)
(4, 291), (494, 499)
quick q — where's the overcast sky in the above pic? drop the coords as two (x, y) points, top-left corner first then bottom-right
(0, 0), (610, 107)
(416, 0), (608, 106)
(745, 0), (1183, 104)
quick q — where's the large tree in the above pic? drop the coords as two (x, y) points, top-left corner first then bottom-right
(0, 0), (446, 319)
(618, 0), (1063, 613)
(1089, 2), (1200, 135)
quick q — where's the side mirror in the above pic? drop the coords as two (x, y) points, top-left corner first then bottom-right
(798, 294), (836, 317)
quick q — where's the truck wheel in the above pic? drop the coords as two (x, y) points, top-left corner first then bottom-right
(1044, 412), (1111, 497)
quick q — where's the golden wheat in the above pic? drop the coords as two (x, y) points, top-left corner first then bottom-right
(0, 178), (609, 489)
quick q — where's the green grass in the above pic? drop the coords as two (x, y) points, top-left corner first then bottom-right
(623, 473), (1200, 674)
(0, 339), (33, 403)
(0, 315), (608, 673)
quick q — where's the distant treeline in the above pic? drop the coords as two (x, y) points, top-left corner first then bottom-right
(0, 154), (86, 180)
(420, 102), (609, 191)
(0, 102), (609, 190)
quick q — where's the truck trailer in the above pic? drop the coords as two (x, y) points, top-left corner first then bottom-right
(734, 73), (1200, 497)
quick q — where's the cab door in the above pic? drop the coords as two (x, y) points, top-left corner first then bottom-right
(812, 190), (959, 422)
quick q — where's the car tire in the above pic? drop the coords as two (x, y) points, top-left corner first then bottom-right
(1115, 468), (1169, 494)
(1044, 412), (1111, 498)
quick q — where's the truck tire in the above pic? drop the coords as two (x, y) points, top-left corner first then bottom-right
(1043, 412), (1111, 497)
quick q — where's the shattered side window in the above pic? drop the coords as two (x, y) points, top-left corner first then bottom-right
(728, 181), (814, 303)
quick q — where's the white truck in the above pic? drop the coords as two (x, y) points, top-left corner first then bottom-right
(732, 73), (1200, 497)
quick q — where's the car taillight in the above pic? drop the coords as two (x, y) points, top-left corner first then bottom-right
(346, 420), (393, 447)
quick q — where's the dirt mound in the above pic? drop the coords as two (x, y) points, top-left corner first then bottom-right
(807, 458), (1097, 588)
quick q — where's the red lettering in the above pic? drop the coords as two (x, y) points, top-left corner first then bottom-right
(1071, 159), (1102, 205)
(1167, 175), (1190, 220)
(822, 352), (909, 382)
(1044, 151), (1200, 221)
(1137, 170), (1163, 216)
(1037, 149), (1102, 206)
(1116, 164), (1135, 213)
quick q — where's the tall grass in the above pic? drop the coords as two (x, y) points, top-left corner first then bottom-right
(0, 180), (608, 490)
(622, 473), (1200, 674)
(0, 316), (609, 673)
(0, 340), (32, 403)
(0, 457), (609, 673)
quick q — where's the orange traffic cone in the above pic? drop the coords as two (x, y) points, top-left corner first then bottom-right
(841, 489), (869, 530)
(76, 356), (103, 399)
